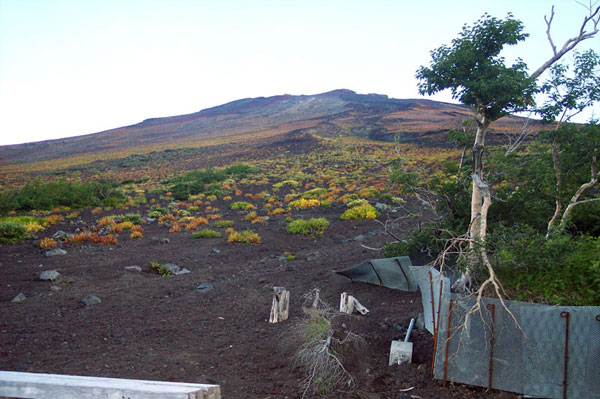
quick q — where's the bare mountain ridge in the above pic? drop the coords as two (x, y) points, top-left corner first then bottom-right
(0, 89), (537, 164)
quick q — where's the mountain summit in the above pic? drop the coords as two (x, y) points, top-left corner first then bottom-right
(0, 90), (533, 164)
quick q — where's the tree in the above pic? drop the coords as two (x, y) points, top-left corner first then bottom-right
(415, 5), (600, 293)
(537, 49), (600, 236)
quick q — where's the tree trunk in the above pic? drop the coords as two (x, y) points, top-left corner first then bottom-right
(453, 116), (490, 292)
(546, 140), (563, 237)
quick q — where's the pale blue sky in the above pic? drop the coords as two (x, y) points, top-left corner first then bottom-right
(0, 0), (598, 145)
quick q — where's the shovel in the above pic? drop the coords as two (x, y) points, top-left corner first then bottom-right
(389, 318), (415, 365)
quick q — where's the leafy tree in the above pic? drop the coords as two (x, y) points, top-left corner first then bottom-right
(415, 5), (600, 292)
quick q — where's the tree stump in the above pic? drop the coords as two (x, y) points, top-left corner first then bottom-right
(269, 287), (289, 323)
(339, 292), (369, 315)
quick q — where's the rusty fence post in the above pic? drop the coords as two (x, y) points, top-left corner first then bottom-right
(431, 279), (444, 377)
(560, 311), (570, 399)
(442, 299), (455, 388)
(486, 303), (496, 391)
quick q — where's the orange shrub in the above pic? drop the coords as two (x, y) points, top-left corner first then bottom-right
(44, 215), (64, 225)
(130, 231), (143, 239)
(130, 225), (144, 234)
(39, 237), (57, 249)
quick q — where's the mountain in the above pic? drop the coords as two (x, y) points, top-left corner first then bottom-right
(0, 89), (539, 164)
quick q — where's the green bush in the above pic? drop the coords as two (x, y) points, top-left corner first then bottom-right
(341, 204), (379, 220)
(150, 261), (171, 277)
(0, 221), (29, 243)
(120, 213), (143, 224)
(192, 229), (222, 239)
(287, 218), (330, 237)
(230, 201), (251, 210)
(493, 229), (600, 305)
(213, 220), (234, 228)
(0, 180), (125, 214)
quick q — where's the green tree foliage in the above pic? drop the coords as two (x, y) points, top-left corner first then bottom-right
(0, 180), (125, 214)
(416, 14), (536, 121)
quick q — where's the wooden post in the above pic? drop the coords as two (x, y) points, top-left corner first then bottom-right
(269, 287), (289, 323)
(339, 292), (369, 315)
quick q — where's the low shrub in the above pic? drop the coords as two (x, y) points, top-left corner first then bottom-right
(287, 218), (330, 237)
(289, 198), (322, 209)
(150, 261), (171, 276)
(213, 220), (234, 228)
(230, 201), (255, 210)
(39, 237), (57, 249)
(227, 230), (261, 244)
(129, 231), (143, 239)
(192, 229), (222, 239)
(341, 204), (379, 220)
(0, 221), (28, 243)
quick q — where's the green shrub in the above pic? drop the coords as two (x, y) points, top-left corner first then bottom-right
(0, 221), (29, 243)
(0, 180), (125, 214)
(192, 229), (222, 239)
(120, 213), (143, 224)
(230, 201), (251, 210)
(287, 218), (330, 237)
(493, 229), (600, 305)
(150, 261), (171, 277)
(341, 204), (379, 220)
(213, 220), (234, 228)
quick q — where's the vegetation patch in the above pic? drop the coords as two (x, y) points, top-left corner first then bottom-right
(227, 230), (261, 244)
(0, 221), (29, 243)
(287, 218), (330, 237)
(192, 229), (222, 239)
(341, 204), (379, 220)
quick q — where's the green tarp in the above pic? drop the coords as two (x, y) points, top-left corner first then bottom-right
(336, 256), (419, 292)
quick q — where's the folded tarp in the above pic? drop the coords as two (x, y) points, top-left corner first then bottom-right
(336, 256), (419, 292)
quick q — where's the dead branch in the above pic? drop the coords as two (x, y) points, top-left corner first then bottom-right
(531, 3), (600, 81)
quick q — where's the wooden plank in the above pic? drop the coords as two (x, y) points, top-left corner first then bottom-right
(0, 371), (220, 399)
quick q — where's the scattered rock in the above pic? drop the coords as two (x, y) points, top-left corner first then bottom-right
(164, 263), (181, 274)
(176, 268), (191, 275)
(50, 286), (62, 292)
(212, 248), (221, 254)
(11, 293), (27, 303)
(144, 217), (156, 223)
(40, 270), (61, 281)
(375, 202), (388, 211)
(52, 231), (68, 240)
(196, 282), (214, 293)
(125, 266), (142, 272)
(151, 237), (170, 244)
(286, 264), (297, 272)
(44, 248), (67, 257)
(82, 295), (101, 306)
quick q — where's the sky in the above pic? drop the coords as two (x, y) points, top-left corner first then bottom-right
(0, 0), (598, 146)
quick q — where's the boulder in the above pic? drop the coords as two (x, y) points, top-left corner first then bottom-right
(82, 295), (101, 306)
(45, 248), (67, 257)
(40, 270), (61, 281)
(11, 293), (27, 303)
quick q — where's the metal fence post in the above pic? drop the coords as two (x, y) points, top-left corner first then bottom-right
(486, 303), (496, 391)
(560, 311), (570, 399)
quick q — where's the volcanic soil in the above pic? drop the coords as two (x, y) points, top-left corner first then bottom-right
(0, 196), (516, 399)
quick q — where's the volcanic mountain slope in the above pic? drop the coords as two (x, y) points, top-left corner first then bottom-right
(0, 89), (540, 164)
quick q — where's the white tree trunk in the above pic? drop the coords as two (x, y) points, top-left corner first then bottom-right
(269, 287), (289, 323)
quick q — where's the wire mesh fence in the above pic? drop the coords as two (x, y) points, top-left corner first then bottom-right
(432, 293), (600, 399)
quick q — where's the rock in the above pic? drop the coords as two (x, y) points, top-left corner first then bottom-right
(144, 217), (156, 223)
(50, 286), (62, 291)
(163, 263), (181, 274)
(52, 230), (68, 240)
(82, 295), (101, 306)
(175, 268), (191, 275)
(195, 282), (214, 293)
(45, 248), (67, 257)
(125, 266), (142, 272)
(40, 270), (61, 281)
(286, 264), (297, 272)
(375, 202), (388, 211)
(11, 293), (27, 302)
(212, 248), (220, 254)
(278, 256), (288, 262)
(151, 236), (170, 244)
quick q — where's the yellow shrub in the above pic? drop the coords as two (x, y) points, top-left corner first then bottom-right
(130, 231), (143, 239)
(39, 237), (57, 249)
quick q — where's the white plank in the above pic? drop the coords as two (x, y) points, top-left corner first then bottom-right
(0, 371), (220, 399)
